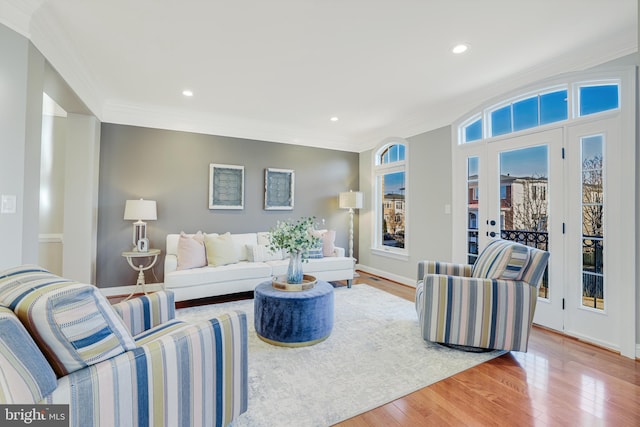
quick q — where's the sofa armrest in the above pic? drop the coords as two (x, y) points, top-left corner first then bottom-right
(111, 291), (176, 336)
(164, 253), (178, 276)
(417, 275), (537, 352)
(417, 260), (472, 281)
(44, 310), (248, 427)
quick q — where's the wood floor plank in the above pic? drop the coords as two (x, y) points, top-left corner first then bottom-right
(332, 271), (640, 426)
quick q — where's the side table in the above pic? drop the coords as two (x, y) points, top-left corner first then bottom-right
(121, 248), (161, 300)
(254, 280), (334, 347)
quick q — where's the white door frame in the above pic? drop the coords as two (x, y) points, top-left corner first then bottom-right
(451, 67), (636, 358)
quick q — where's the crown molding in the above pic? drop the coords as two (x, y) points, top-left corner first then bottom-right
(102, 100), (360, 153)
(27, 9), (103, 119)
(0, 0), (44, 37)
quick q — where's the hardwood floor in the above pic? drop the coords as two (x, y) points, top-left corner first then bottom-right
(334, 272), (640, 426)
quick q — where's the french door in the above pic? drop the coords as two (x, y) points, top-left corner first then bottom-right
(455, 118), (634, 354)
(458, 129), (564, 331)
(563, 117), (625, 351)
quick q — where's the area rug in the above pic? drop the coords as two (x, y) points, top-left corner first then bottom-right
(176, 285), (504, 426)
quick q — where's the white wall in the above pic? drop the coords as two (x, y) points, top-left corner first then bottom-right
(0, 25), (44, 269)
(62, 114), (101, 283)
(358, 125), (453, 285)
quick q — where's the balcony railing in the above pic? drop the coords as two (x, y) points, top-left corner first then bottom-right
(467, 229), (603, 306)
(500, 230), (549, 298)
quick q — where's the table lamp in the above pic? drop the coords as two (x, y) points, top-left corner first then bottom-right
(124, 199), (157, 252)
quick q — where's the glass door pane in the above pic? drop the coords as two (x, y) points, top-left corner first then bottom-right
(467, 157), (479, 264)
(499, 145), (550, 298)
(581, 135), (604, 310)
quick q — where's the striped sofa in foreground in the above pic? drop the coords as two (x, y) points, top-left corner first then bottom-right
(0, 265), (248, 427)
(415, 239), (549, 352)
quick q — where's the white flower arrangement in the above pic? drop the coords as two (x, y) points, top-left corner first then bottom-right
(268, 216), (320, 259)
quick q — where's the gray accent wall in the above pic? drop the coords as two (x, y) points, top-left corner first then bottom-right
(97, 124), (359, 287)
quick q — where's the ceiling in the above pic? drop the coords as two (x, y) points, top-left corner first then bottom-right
(1, 0), (637, 152)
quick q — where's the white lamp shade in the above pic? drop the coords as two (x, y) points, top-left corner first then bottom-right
(339, 191), (363, 209)
(124, 199), (157, 221)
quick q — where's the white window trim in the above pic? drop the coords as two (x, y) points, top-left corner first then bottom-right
(371, 138), (409, 259)
(456, 72), (625, 146)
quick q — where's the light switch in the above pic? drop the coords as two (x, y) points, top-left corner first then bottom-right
(1, 195), (17, 214)
(444, 204), (451, 214)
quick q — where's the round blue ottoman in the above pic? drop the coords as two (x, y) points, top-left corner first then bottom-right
(254, 280), (334, 347)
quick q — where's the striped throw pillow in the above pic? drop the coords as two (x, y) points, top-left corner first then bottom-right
(472, 239), (530, 280)
(13, 283), (137, 377)
(0, 307), (57, 403)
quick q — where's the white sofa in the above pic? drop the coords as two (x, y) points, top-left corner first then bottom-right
(164, 231), (355, 301)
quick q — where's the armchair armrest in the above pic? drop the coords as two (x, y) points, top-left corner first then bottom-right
(417, 260), (472, 281)
(417, 274), (537, 352)
(45, 310), (248, 427)
(111, 291), (176, 336)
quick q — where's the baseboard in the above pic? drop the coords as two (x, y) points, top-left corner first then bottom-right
(356, 264), (415, 287)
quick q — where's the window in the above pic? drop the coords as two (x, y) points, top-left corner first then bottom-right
(489, 89), (568, 138)
(579, 84), (619, 116)
(374, 140), (408, 255)
(463, 118), (482, 143)
(459, 81), (620, 144)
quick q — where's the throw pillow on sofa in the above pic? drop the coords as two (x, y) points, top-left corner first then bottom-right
(18, 283), (137, 377)
(246, 244), (284, 262)
(0, 266), (138, 377)
(177, 231), (207, 270)
(312, 229), (337, 257)
(205, 232), (240, 266)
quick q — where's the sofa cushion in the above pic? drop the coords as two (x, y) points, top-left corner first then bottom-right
(177, 231), (207, 270)
(267, 256), (354, 277)
(246, 244), (284, 262)
(306, 241), (324, 259)
(256, 232), (272, 245)
(167, 232), (218, 257)
(230, 233), (259, 261)
(0, 307), (57, 403)
(0, 264), (67, 307)
(0, 267), (137, 377)
(312, 229), (336, 257)
(321, 230), (337, 256)
(165, 262), (272, 288)
(205, 232), (240, 266)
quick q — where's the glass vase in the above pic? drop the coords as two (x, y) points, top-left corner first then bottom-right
(287, 250), (304, 284)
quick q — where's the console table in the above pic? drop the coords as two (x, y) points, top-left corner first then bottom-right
(121, 248), (161, 300)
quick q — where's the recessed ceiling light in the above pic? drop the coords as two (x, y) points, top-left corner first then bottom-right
(182, 89), (194, 97)
(330, 117), (339, 122)
(452, 44), (469, 54)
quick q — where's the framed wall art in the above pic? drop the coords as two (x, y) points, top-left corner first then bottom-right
(264, 168), (294, 210)
(209, 164), (244, 209)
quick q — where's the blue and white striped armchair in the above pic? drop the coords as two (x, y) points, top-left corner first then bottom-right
(415, 239), (549, 352)
(0, 265), (248, 427)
